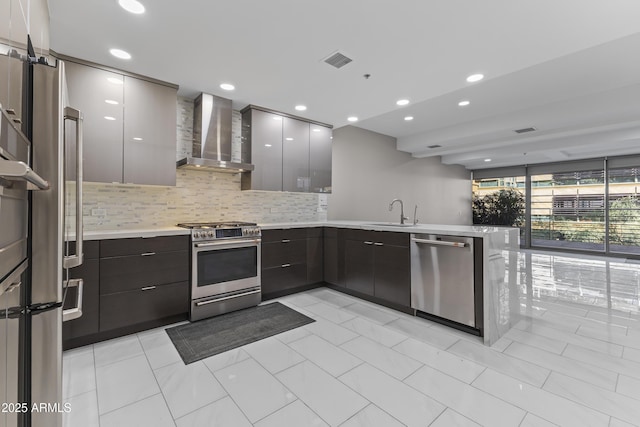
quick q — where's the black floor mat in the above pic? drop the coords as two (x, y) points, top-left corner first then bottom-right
(166, 302), (315, 364)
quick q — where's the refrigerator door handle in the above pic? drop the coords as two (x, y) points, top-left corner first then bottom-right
(62, 278), (83, 321)
(0, 159), (50, 190)
(63, 106), (84, 269)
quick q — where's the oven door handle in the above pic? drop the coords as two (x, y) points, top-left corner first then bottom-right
(194, 239), (261, 248)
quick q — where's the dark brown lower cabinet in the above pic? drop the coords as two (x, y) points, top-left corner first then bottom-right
(63, 235), (190, 348)
(261, 227), (324, 299)
(344, 230), (410, 306)
(100, 281), (189, 331)
(373, 244), (410, 306)
(344, 239), (374, 295)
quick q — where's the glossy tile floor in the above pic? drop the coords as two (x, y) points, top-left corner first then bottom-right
(63, 250), (640, 427)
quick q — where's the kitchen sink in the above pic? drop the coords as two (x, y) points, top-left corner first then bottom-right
(367, 223), (415, 227)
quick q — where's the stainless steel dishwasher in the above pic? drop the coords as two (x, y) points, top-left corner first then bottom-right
(410, 234), (480, 333)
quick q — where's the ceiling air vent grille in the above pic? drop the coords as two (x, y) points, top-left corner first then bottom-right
(323, 51), (353, 69)
(427, 144), (442, 149)
(514, 127), (536, 134)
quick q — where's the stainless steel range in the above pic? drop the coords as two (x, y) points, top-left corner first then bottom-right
(177, 221), (261, 321)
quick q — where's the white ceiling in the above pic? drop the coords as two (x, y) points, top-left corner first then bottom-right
(48, 0), (640, 169)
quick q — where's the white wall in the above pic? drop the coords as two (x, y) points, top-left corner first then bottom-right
(328, 126), (472, 225)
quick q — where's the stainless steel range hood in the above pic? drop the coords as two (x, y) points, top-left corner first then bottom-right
(177, 93), (254, 172)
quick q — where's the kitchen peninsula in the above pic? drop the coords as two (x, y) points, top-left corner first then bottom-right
(72, 221), (519, 347)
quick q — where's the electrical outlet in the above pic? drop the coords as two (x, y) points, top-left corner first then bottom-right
(91, 208), (106, 216)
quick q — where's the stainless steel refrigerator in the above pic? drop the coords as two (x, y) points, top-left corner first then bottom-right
(1, 43), (83, 427)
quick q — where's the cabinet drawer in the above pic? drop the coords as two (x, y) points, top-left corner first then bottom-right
(261, 228), (308, 243)
(261, 240), (306, 268)
(67, 240), (100, 259)
(343, 229), (408, 247)
(323, 227), (338, 238)
(100, 235), (189, 257)
(261, 264), (307, 295)
(100, 251), (188, 294)
(306, 227), (322, 238)
(99, 281), (189, 332)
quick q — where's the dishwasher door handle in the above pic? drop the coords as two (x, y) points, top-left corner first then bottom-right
(412, 238), (468, 248)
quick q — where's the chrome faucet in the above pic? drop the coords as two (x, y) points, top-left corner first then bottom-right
(389, 198), (408, 224)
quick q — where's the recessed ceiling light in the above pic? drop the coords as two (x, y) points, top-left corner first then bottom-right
(133, 137), (143, 141)
(104, 116), (116, 121)
(295, 105), (307, 111)
(404, 116), (414, 121)
(458, 100), (470, 107)
(273, 117), (282, 121)
(285, 137), (293, 141)
(312, 128), (321, 132)
(105, 99), (119, 105)
(484, 158), (492, 162)
(396, 99), (410, 106)
(107, 77), (123, 85)
(265, 144), (272, 147)
(347, 116), (358, 122)
(466, 73), (484, 83)
(109, 48), (131, 60)
(118, 0), (145, 14)
(220, 83), (235, 91)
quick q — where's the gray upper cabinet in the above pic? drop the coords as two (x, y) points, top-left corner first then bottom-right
(241, 106), (332, 193)
(242, 109), (283, 191)
(123, 76), (177, 186)
(309, 124), (332, 193)
(64, 59), (177, 185)
(282, 117), (310, 192)
(65, 61), (124, 183)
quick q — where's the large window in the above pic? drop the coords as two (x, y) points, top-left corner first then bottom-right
(472, 168), (526, 246)
(530, 169), (605, 252)
(473, 156), (640, 257)
(608, 164), (640, 255)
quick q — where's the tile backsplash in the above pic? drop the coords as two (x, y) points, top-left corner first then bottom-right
(67, 96), (327, 231)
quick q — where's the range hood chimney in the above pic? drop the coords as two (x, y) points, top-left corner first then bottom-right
(177, 93), (254, 172)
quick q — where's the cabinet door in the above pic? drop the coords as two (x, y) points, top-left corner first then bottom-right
(345, 239), (374, 295)
(307, 236), (323, 284)
(309, 125), (332, 193)
(250, 109), (283, 191)
(123, 76), (177, 185)
(100, 281), (188, 331)
(283, 117), (310, 192)
(65, 61), (124, 183)
(374, 244), (410, 306)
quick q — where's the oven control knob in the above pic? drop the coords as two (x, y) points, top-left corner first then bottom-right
(207, 231), (214, 237)
(194, 231), (201, 238)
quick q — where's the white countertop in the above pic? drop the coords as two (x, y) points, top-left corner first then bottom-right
(260, 220), (514, 237)
(77, 226), (191, 241)
(76, 221), (515, 240)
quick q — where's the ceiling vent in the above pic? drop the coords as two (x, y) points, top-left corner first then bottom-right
(514, 127), (537, 134)
(427, 144), (442, 149)
(323, 51), (353, 69)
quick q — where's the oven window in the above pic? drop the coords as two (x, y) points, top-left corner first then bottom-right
(197, 246), (257, 287)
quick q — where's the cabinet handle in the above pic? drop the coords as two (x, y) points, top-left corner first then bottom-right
(281, 239), (291, 243)
(141, 252), (156, 256)
(364, 241), (373, 245)
(141, 286), (157, 291)
(281, 263), (291, 268)
(374, 242), (384, 246)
